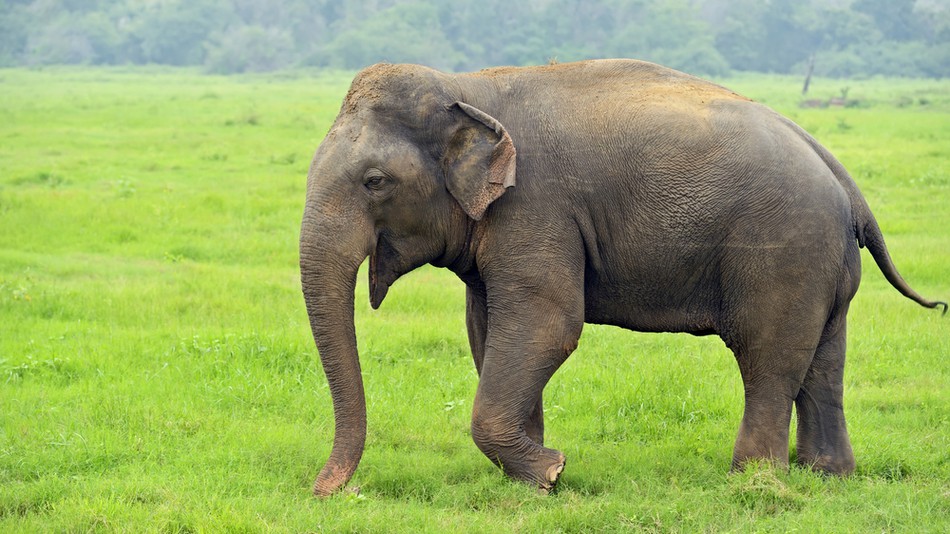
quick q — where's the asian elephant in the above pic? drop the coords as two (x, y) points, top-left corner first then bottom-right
(299, 59), (946, 496)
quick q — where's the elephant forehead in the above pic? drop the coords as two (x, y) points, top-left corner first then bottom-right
(316, 118), (424, 176)
(325, 115), (370, 144)
(327, 103), (414, 144)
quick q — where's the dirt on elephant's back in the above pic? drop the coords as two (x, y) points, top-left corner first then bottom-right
(475, 59), (752, 115)
(614, 75), (754, 121)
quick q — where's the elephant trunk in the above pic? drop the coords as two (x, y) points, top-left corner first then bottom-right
(300, 209), (369, 497)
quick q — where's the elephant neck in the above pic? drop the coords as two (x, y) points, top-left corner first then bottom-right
(434, 208), (483, 281)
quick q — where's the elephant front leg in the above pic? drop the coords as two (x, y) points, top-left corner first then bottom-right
(470, 287), (583, 492)
(466, 282), (546, 446)
(471, 347), (574, 491)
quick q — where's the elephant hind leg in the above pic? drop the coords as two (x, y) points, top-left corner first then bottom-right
(794, 242), (859, 475)
(730, 345), (811, 471)
(724, 293), (828, 471)
(728, 297), (856, 475)
(794, 313), (855, 475)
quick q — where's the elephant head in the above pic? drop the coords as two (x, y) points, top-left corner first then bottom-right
(299, 64), (516, 496)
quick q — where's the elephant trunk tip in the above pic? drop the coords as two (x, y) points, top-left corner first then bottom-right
(313, 447), (364, 497)
(312, 473), (348, 498)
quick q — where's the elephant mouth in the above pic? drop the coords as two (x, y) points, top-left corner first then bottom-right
(369, 234), (396, 309)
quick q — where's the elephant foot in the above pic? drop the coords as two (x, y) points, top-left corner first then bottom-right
(472, 407), (565, 493)
(502, 449), (566, 494)
(537, 454), (566, 494)
(796, 447), (855, 476)
(731, 417), (792, 473)
(731, 427), (791, 473)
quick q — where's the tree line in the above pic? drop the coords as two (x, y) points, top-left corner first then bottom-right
(1, 0), (947, 77)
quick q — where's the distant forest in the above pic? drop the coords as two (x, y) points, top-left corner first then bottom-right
(1, 0), (947, 77)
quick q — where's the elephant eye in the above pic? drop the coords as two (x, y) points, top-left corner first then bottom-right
(362, 171), (391, 193)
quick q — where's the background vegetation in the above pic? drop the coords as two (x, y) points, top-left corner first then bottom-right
(1, 0), (948, 77)
(0, 67), (948, 531)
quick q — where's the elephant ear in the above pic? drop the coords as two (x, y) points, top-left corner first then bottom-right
(442, 102), (516, 221)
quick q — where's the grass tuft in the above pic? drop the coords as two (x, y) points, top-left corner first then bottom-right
(729, 464), (806, 515)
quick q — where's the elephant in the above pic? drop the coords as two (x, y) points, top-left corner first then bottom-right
(299, 59), (946, 496)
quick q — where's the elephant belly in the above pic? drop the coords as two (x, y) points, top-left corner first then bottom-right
(582, 259), (720, 335)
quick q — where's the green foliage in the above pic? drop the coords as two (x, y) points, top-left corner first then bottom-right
(204, 25), (295, 74)
(132, 0), (232, 66)
(0, 67), (948, 531)
(813, 40), (950, 79)
(314, 2), (465, 71)
(853, 0), (921, 41)
(0, 0), (947, 76)
(607, 0), (730, 76)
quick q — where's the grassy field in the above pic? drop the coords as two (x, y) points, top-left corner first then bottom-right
(0, 66), (947, 532)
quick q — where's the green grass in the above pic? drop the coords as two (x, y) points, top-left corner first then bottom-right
(1, 67), (948, 532)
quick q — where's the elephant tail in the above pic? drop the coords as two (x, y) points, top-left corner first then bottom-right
(787, 118), (947, 315)
(854, 206), (947, 315)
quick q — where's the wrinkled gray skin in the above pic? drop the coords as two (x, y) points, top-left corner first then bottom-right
(300, 59), (946, 496)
